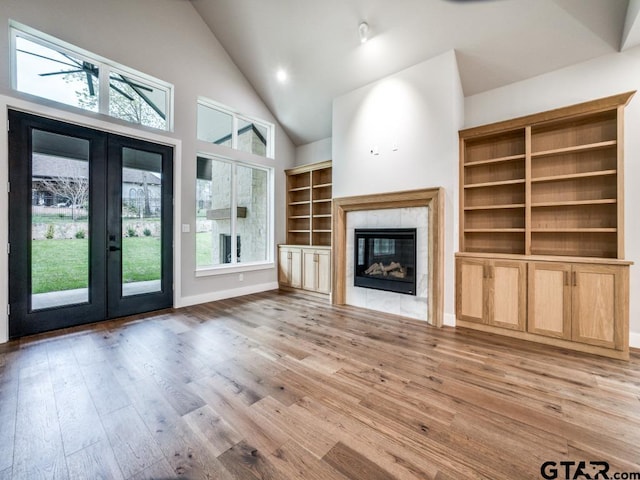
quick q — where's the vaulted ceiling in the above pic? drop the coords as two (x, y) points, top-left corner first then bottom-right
(190, 0), (640, 146)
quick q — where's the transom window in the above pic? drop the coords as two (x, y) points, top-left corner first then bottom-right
(197, 98), (274, 158)
(11, 21), (173, 131)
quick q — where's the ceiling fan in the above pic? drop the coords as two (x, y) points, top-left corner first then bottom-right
(17, 47), (165, 119)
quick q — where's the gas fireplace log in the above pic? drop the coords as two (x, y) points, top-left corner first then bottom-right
(364, 261), (405, 277)
(382, 262), (401, 273)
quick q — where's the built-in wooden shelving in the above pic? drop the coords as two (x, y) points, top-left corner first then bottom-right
(285, 160), (332, 246)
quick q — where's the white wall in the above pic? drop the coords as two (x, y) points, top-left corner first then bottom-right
(332, 50), (464, 325)
(295, 137), (332, 167)
(0, 0), (296, 342)
(464, 45), (640, 346)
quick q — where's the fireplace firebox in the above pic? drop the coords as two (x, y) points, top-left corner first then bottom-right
(354, 228), (417, 295)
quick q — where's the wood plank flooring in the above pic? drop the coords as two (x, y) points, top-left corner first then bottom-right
(1, 289), (640, 479)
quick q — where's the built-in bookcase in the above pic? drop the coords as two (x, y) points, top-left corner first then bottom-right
(456, 92), (634, 360)
(460, 92), (634, 259)
(285, 160), (332, 246)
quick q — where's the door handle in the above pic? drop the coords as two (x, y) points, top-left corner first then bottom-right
(109, 245), (121, 252)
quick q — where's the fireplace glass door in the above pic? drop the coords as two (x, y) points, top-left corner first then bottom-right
(354, 228), (417, 295)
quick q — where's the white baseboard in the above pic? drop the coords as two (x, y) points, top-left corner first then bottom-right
(443, 312), (456, 327)
(176, 282), (279, 308)
(630, 331), (640, 349)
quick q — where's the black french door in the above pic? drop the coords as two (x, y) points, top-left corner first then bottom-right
(8, 111), (173, 338)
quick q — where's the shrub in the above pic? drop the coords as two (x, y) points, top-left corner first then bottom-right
(45, 224), (55, 240)
(127, 226), (137, 237)
(143, 228), (152, 237)
(75, 230), (85, 239)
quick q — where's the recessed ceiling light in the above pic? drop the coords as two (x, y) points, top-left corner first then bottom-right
(276, 69), (288, 83)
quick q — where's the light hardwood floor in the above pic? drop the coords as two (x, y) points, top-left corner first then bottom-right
(1, 290), (639, 479)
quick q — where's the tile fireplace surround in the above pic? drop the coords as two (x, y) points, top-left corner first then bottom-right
(332, 188), (444, 327)
(347, 208), (428, 320)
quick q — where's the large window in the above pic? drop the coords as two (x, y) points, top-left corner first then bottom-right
(196, 155), (272, 270)
(197, 98), (274, 158)
(11, 21), (173, 131)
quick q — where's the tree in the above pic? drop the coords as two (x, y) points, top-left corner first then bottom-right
(38, 159), (88, 221)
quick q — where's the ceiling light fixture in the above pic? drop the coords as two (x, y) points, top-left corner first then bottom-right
(358, 22), (369, 44)
(276, 68), (288, 83)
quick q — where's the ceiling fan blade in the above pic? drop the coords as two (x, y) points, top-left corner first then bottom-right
(39, 69), (85, 77)
(17, 49), (81, 69)
(86, 72), (95, 96)
(109, 83), (135, 101)
(110, 75), (154, 92)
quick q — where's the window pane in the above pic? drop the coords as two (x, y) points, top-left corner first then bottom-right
(15, 36), (99, 112)
(236, 165), (269, 263)
(197, 104), (233, 145)
(237, 118), (268, 157)
(196, 157), (232, 267)
(109, 71), (167, 129)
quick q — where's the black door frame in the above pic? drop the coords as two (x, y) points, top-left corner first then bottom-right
(8, 110), (173, 338)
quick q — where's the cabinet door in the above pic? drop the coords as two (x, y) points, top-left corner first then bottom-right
(456, 258), (486, 324)
(487, 260), (526, 331)
(302, 249), (318, 291)
(316, 250), (331, 294)
(528, 262), (571, 339)
(278, 247), (301, 288)
(571, 264), (624, 349)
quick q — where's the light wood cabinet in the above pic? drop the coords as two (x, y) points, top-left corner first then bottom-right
(456, 92), (634, 359)
(456, 257), (526, 331)
(527, 262), (571, 339)
(302, 248), (331, 294)
(285, 160), (332, 246)
(529, 262), (627, 350)
(570, 263), (627, 350)
(278, 246), (302, 288)
(278, 245), (331, 295)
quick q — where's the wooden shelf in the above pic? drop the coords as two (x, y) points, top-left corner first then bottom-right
(286, 161), (332, 246)
(464, 179), (525, 189)
(464, 153), (525, 167)
(531, 170), (616, 183)
(531, 199), (616, 208)
(531, 140), (617, 158)
(465, 204), (525, 211)
(459, 92), (631, 260)
(531, 228), (617, 233)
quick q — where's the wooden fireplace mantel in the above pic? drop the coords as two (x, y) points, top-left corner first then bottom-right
(332, 188), (445, 327)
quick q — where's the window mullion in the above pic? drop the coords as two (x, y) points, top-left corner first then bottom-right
(231, 115), (238, 150)
(230, 163), (238, 264)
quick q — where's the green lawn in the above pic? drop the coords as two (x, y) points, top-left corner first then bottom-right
(196, 231), (213, 267)
(32, 237), (161, 294)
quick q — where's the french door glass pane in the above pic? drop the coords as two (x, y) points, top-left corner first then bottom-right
(236, 165), (268, 263)
(121, 147), (162, 296)
(31, 129), (90, 310)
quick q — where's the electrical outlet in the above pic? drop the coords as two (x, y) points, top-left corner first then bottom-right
(238, 273), (243, 282)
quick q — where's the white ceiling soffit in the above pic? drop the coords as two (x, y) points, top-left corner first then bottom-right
(190, 0), (630, 146)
